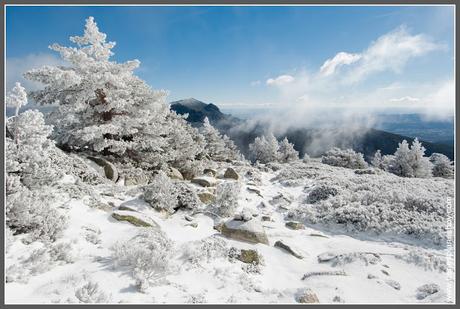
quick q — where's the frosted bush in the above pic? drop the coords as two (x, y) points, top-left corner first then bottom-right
(186, 293), (207, 304)
(75, 281), (111, 303)
(6, 187), (67, 243)
(143, 171), (177, 213)
(173, 182), (202, 211)
(248, 133), (279, 163)
(49, 242), (75, 264)
(216, 181), (241, 217)
(395, 250), (447, 272)
(430, 153), (453, 178)
(305, 184), (338, 204)
(249, 134), (298, 163)
(278, 137), (299, 162)
(378, 139), (433, 178)
(177, 159), (203, 180)
(416, 283), (441, 300)
(182, 236), (230, 268)
(289, 161), (453, 246)
(111, 228), (174, 291)
(302, 153), (311, 163)
(321, 147), (368, 169)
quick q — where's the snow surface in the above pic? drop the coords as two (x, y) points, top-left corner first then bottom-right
(5, 162), (455, 304)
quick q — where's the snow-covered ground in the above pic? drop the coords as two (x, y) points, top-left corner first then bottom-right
(5, 160), (454, 304)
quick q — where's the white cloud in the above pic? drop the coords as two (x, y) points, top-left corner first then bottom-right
(319, 52), (361, 76)
(389, 96), (420, 103)
(318, 26), (442, 84)
(344, 26), (443, 83)
(266, 74), (295, 86)
(6, 53), (67, 91)
(420, 79), (454, 121)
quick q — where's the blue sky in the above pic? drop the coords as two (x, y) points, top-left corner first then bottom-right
(6, 5), (455, 119)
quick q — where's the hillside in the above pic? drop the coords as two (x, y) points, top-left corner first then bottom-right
(5, 158), (454, 303)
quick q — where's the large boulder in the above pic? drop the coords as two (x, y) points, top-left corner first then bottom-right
(224, 167), (240, 180)
(191, 176), (217, 187)
(220, 219), (269, 245)
(87, 156), (118, 182)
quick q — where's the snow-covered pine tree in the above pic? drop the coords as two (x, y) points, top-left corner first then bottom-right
(6, 109), (67, 242)
(24, 16), (203, 170)
(201, 117), (240, 162)
(6, 82), (28, 116)
(201, 117), (227, 161)
(389, 140), (413, 177)
(371, 150), (383, 169)
(6, 109), (62, 188)
(410, 138), (433, 178)
(248, 133), (279, 163)
(278, 137), (299, 162)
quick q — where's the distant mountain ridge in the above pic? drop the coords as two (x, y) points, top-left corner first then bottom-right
(169, 98), (454, 160)
(170, 98), (242, 131)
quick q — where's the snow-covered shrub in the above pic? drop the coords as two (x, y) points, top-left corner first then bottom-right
(278, 137), (299, 162)
(215, 181), (241, 217)
(249, 134), (298, 163)
(24, 16), (205, 170)
(181, 236), (229, 268)
(186, 293), (207, 304)
(430, 153), (453, 178)
(395, 250), (447, 272)
(302, 153), (311, 163)
(75, 281), (111, 303)
(49, 242), (76, 264)
(173, 182), (201, 211)
(248, 133), (279, 163)
(305, 184), (338, 204)
(6, 187), (67, 243)
(383, 139), (433, 178)
(111, 228), (174, 291)
(288, 161), (453, 247)
(177, 159), (203, 180)
(143, 171), (177, 213)
(321, 147), (368, 169)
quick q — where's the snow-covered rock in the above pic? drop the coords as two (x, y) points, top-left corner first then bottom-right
(111, 210), (159, 228)
(191, 176), (217, 187)
(219, 219), (269, 245)
(295, 289), (319, 303)
(274, 240), (304, 259)
(224, 167), (240, 180)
